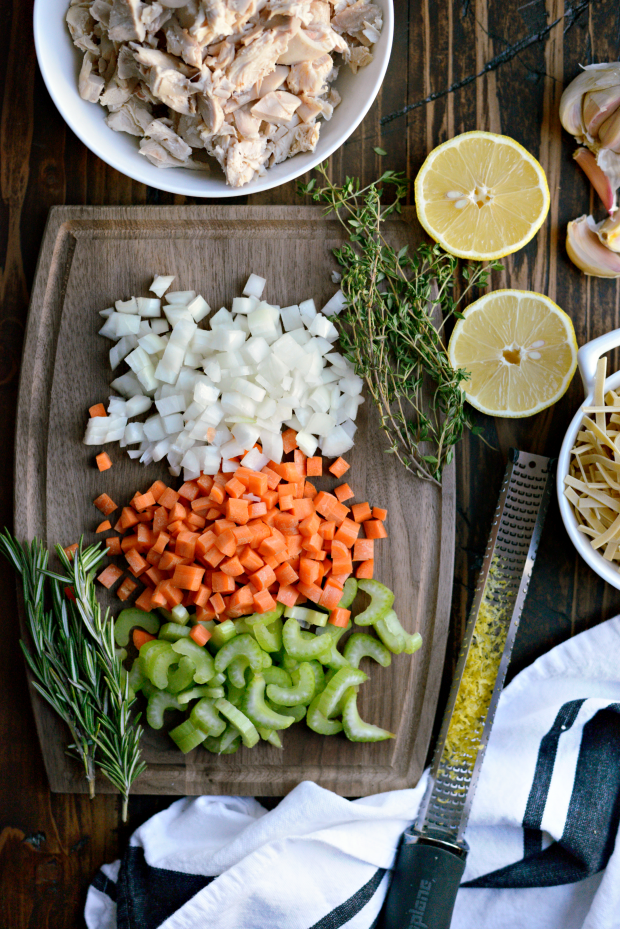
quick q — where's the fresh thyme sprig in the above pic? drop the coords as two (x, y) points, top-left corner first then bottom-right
(0, 531), (145, 819)
(299, 165), (502, 485)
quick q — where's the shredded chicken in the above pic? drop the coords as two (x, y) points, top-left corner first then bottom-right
(67, 0), (382, 186)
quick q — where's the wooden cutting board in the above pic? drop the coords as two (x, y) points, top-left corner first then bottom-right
(15, 205), (455, 796)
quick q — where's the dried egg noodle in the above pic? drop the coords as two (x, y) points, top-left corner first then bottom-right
(564, 356), (620, 564)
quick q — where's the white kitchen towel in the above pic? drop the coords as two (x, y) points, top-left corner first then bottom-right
(85, 615), (620, 929)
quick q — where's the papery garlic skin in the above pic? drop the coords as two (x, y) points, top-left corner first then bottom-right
(567, 215), (620, 277)
(560, 64), (620, 140)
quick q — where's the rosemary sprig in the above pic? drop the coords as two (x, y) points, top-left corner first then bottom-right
(0, 531), (145, 820)
(299, 165), (502, 485)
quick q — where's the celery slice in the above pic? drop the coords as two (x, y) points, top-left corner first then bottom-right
(203, 724), (241, 755)
(226, 655), (251, 689)
(404, 632), (423, 655)
(344, 633), (392, 669)
(226, 682), (245, 707)
(146, 690), (181, 729)
(215, 697), (260, 747)
(166, 656), (196, 693)
(176, 684), (226, 705)
(266, 661), (315, 707)
(306, 659), (325, 693)
(258, 727), (283, 748)
(145, 642), (179, 689)
(262, 666), (292, 688)
(114, 608), (160, 646)
(372, 609), (418, 655)
(243, 602), (285, 626)
(342, 688), (395, 742)
(138, 639), (169, 678)
(240, 674), (295, 730)
(253, 616), (283, 652)
(158, 622), (191, 642)
(169, 718), (207, 753)
(209, 620), (237, 649)
(266, 700), (307, 723)
(190, 697), (226, 737)
(214, 634), (265, 675)
(354, 579), (394, 626)
(171, 604), (190, 626)
(233, 618), (255, 636)
(128, 659), (146, 694)
(317, 668), (367, 718)
(171, 638), (215, 684)
(282, 655), (300, 672)
(338, 578), (358, 610)
(282, 618), (333, 661)
(306, 695), (343, 735)
(210, 672), (226, 685)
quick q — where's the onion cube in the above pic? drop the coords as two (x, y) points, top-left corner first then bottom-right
(232, 378), (266, 402)
(163, 412), (184, 434)
(321, 290), (347, 316)
(166, 290), (196, 305)
(137, 297), (161, 318)
(280, 305), (304, 331)
(260, 429), (283, 463)
(124, 422), (145, 444)
(241, 446), (270, 471)
(115, 297), (139, 314)
(243, 273), (266, 299)
(143, 415), (166, 441)
(111, 372), (142, 397)
(187, 295), (211, 322)
(232, 296), (253, 315)
(138, 332), (166, 355)
(231, 422), (260, 449)
(164, 305), (193, 327)
(125, 395), (152, 417)
(296, 431), (319, 457)
(203, 358), (221, 382)
(242, 336), (270, 365)
(151, 318), (169, 335)
(155, 394), (185, 416)
(299, 298), (317, 322)
(210, 307), (235, 329)
(150, 275), (175, 297)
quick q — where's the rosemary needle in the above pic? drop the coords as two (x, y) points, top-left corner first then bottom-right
(300, 165), (502, 485)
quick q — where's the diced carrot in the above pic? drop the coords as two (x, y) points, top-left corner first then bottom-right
(275, 562), (298, 586)
(299, 512), (320, 537)
(159, 579), (183, 608)
(221, 555), (244, 577)
(276, 584), (299, 606)
(196, 530), (216, 557)
(119, 508), (138, 532)
(291, 497), (314, 521)
(117, 577), (138, 601)
(158, 551), (184, 572)
(150, 531), (169, 555)
(148, 480), (167, 503)
(144, 565), (164, 587)
(204, 507), (221, 520)
(227, 584), (254, 616)
(364, 519), (387, 539)
(301, 533), (323, 554)
(95, 452), (112, 472)
(212, 571), (237, 594)
(204, 547), (226, 568)
(96, 520), (112, 533)
(318, 520), (335, 541)
(62, 544), (79, 563)
(133, 629), (156, 648)
(196, 474), (214, 495)
(188, 584), (211, 608)
(149, 584), (167, 609)
(89, 403), (107, 418)
(310, 550), (327, 562)
(186, 512), (206, 530)
(330, 572), (351, 587)
(172, 564), (205, 591)
(351, 502), (372, 523)
(191, 497), (211, 517)
(136, 523), (153, 550)
(253, 588), (277, 613)
(166, 520), (185, 538)
(319, 583), (343, 611)
(132, 491), (155, 512)
(94, 493), (117, 516)
(353, 538), (374, 562)
(248, 472), (269, 496)
(125, 548), (148, 577)
(314, 491), (338, 519)
(261, 466), (282, 490)
(356, 559), (374, 579)
(334, 518), (361, 547)
(225, 477), (245, 499)
(209, 483), (225, 505)
(372, 506), (388, 521)
(282, 428), (298, 453)
(175, 530), (198, 560)
(293, 449), (307, 475)
(215, 529), (236, 557)
(296, 581), (323, 604)
(259, 534), (286, 557)
(178, 480), (200, 502)
(145, 548), (160, 566)
(190, 624), (212, 646)
(306, 456), (323, 477)
(105, 537), (122, 556)
(153, 506), (169, 534)
(286, 534), (304, 559)
(334, 483), (354, 503)
(168, 502), (187, 522)
(331, 540), (353, 575)
(299, 557), (320, 585)
(278, 494), (294, 511)
(214, 518), (235, 535)
(210, 592), (226, 615)
(304, 480), (318, 500)
(226, 497), (250, 524)
(329, 457), (350, 478)
(329, 607), (351, 628)
(249, 564), (277, 591)
(97, 565), (123, 589)
(239, 546), (264, 573)
(232, 525), (255, 546)
(247, 501), (267, 518)
(158, 487), (179, 510)
(274, 512), (298, 534)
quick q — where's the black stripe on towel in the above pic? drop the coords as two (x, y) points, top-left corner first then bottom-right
(92, 869), (118, 902)
(309, 868), (387, 929)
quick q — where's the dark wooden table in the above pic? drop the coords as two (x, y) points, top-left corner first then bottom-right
(2, 0), (619, 924)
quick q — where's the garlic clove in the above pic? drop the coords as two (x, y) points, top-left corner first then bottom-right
(599, 104), (620, 152)
(597, 213), (620, 252)
(560, 63), (620, 137)
(574, 147), (617, 214)
(567, 215), (620, 277)
(583, 86), (620, 137)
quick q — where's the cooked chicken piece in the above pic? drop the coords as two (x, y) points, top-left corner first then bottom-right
(266, 0), (314, 25)
(251, 90), (300, 122)
(151, 68), (196, 114)
(327, 87), (341, 108)
(309, 1), (329, 24)
(189, 0), (237, 43)
(79, 51), (105, 102)
(331, 1), (382, 45)
(140, 137), (197, 167)
(286, 53), (332, 94)
(105, 97), (153, 134)
(269, 127), (296, 164)
(89, 0), (112, 28)
(290, 120), (320, 154)
(277, 24), (345, 65)
(205, 41), (237, 69)
(100, 75), (137, 108)
(227, 19), (301, 93)
(177, 114), (208, 147)
(108, 0), (146, 43)
(222, 137), (269, 185)
(117, 44), (141, 80)
(296, 93), (322, 122)
(131, 45), (195, 76)
(256, 64), (289, 95)
(159, 0), (191, 7)
(345, 44), (373, 73)
(66, 4), (98, 52)
(140, 2), (172, 33)
(197, 93), (226, 134)
(234, 104), (262, 137)
(144, 118), (193, 159)
(163, 17), (203, 67)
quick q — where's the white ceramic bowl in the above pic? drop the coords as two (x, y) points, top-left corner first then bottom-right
(558, 329), (620, 589)
(34, 0), (394, 197)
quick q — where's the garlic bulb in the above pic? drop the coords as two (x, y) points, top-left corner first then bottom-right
(566, 215), (620, 277)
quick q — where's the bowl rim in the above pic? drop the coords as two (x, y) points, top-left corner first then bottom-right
(34, 0), (394, 198)
(557, 366), (620, 590)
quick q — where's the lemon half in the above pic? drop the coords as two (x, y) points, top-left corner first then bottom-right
(448, 290), (577, 418)
(415, 132), (550, 260)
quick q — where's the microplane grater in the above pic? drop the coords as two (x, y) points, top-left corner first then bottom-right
(381, 450), (554, 929)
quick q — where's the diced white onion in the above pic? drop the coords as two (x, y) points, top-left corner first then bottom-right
(150, 275), (175, 297)
(243, 273), (266, 299)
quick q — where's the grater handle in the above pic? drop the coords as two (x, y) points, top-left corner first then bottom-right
(577, 328), (620, 398)
(380, 834), (467, 929)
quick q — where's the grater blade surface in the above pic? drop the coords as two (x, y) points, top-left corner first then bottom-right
(415, 450), (554, 846)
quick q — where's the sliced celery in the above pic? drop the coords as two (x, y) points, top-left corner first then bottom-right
(210, 671), (226, 686)
(338, 578), (358, 610)
(404, 632), (423, 655)
(226, 682), (245, 707)
(261, 652), (272, 668)
(209, 620), (237, 649)
(306, 660), (325, 693)
(344, 633), (392, 669)
(215, 697), (260, 747)
(214, 633), (265, 675)
(227, 655), (251, 689)
(354, 579), (394, 626)
(306, 695), (343, 735)
(203, 724), (241, 755)
(262, 666), (292, 688)
(145, 642), (180, 689)
(317, 668), (367, 718)
(253, 616), (283, 652)
(141, 678), (158, 699)
(171, 604), (190, 626)
(177, 684), (226, 705)
(169, 718), (207, 753)
(146, 691), (181, 729)
(240, 674), (295, 730)
(282, 655), (300, 672)
(282, 618), (333, 661)
(258, 727), (283, 748)
(267, 700), (307, 723)
(266, 662), (315, 707)
(128, 660), (146, 694)
(190, 698), (226, 737)
(372, 609), (417, 654)
(138, 639), (168, 677)
(158, 622), (191, 642)
(233, 618), (255, 636)
(114, 608), (160, 646)
(166, 656), (196, 693)
(243, 602), (285, 626)
(342, 688), (395, 742)
(171, 638), (215, 684)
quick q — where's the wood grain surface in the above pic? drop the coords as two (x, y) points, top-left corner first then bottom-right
(2, 0), (620, 925)
(17, 204), (455, 796)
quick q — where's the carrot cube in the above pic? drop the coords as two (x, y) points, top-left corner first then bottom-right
(175, 531), (198, 560)
(353, 539), (374, 561)
(279, 462), (303, 482)
(248, 472), (269, 497)
(196, 530), (216, 557)
(328, 457), (350, 478)
(214, 519), (235, 535)
(211, 571), (237, 594)
(306, 457), (323, 477)
(157, 487), (179, 510)
(328, 607), (351, 628)
(318, 520), (335, 541)
(276, 585), (299, 607)
(351, 502), (372, 524)
(188, 584), (212, 608)
(304, 481), (318, 500)
(296, 581), (323, 604)
(147, 480), (167, 502)
(221, 555), (244, 577)
(293, 449), (307, 475)
(247, 501), (266, 518)
(231, 525), (254, 546)
(152, 506), (169, 534)
(224, 477), (244, 499)
(331, 540), (353, 575)
(172, 564), (205, 591)
(89, 403), (107, 418)
(249, 564), (277, 591)
(94, 493), (117, 516)
(253, 589), (277, 613)
(274, 512), (299, 534)
(189, 625), (212, 646)
(96, 520), (112, 533)
(158, 551), (184, 572)
(117, 577), (138, 601)
(314, 491), (338, 519)
(95, 452), (112, 472)
(134, 589), (153, 613)
(168, 502), (187, 522)
(105, 537), (121, 556)
(191, 497), (212, 516)
(356, 559), (374, 579)
(291, 498), (314, 521)
(204, 547), (225, 568)
(186, 513), (206, 530)
(159, 579), (183, 607)
(275, 562), (299, 586)
(299, 512), (321, 537)
(334, 483), (354, 503)
(178, 480), (200, 502)
(209, 483), (225, 505)
(125, 548), (148, 576)
(239, 546), (264, 574)
(210, 592), (226, 615)
(261, 466), (282, 489)
(299, 557), (320, 585)
(301, 533), (323, 554)
(215, 529), (237, 557)
(372, 507), (388, 521)
(334, 518), (361, 547)
(226, 497), (250, 525)
(279, 495), (294, 511)
(97, 565), (123, 589)
(319, 583), (343, 611)
(282, 428), (298, 453)
(364, 520), (388, 539)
